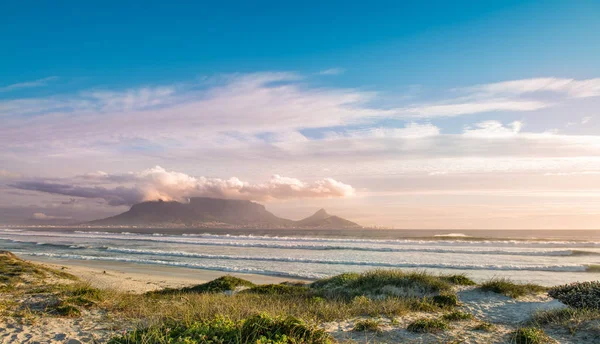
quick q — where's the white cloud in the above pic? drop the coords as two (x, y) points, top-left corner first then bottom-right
(319, 68), (346, 75)
(32, 212), (72, 220)
(466, 77), (600, 99)
(0, 76), (58, 92)
(13, 166), (355, 205)
(463, 120), (523, 138)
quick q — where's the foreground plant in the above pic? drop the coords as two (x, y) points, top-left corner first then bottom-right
(406, 318), (448, 333)
(108, 313), (332, 344)
(548, 281), (600, 310)
(512, 327), (551, 344)
(480, 278), (546, 298)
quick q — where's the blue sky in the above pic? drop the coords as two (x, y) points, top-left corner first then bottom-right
(1, 0), (600, 228)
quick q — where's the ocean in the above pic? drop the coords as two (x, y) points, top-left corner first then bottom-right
(1, 228), (599, 286)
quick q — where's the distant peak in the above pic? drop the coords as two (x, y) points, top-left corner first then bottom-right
(315, 208), (329, 216)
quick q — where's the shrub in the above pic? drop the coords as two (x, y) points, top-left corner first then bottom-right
(432, 294), (459, 307)
(53, 304), (81, 317)
(150, 275), (255, 295)
(480, 278), (546, 298)
(441, 274), (477, 286)
(512, 327), (550, 344)
(242, 283), (311, 296)
(311, 270), (452, 300)
(353, 319), (382, 332)
(473, 321), (495, 332)
(110, 314), (332, 344)
(442, 310), (473, 321)
(548, 281), (600, 310)
(406, 318), (448, 333)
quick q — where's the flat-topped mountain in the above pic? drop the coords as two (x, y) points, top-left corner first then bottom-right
(88, 197), (361, 228)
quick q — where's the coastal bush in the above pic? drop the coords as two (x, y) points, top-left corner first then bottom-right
(431, 294), (459, 307)
(480, 278), (546, 298)
(242, 283), (311, 296)
(311, 270), (452, 300)
(547, 281), (600, 310)
(442, 310), (473, 321)
(52, 304), (81, 317)
(441, 274), (477, 286)
(353, 318), (382, 332)
(406, 318), (448, 333)
(473, 321), (495, 332)
(108, 313), (332, 344)
(512, 327), (550, 344)
(150, 275), (256, 295)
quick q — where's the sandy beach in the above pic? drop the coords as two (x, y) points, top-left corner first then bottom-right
(22, 255), (307, 293)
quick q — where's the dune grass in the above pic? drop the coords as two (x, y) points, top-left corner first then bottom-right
(108, 313), (333, 344)
(511, 327), (551, 344)
(480, 278), (546, 298)
(149, 275), (255, 295)
(406, 318), (449, 333)
(473, 321), (495, 332)
(531, 307), (600, 335)
(442, 310), (473, 321)
(352, 318), (383, 332)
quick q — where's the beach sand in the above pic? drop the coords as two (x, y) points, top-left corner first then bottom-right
(22, 255), (307, 293)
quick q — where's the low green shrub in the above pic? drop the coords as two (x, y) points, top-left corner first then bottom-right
(150, 276), (256, 295)
(353, 319), (382, 332)
(441, 274), (477, 286)
(480, 278), (546, 298)
(406, 318), (448, 333)
(512, 327), (550, 344)
(432, 294), (459, 307)
(548, 281), (600, 310)
(108, 313), (332, 344)
(473, 321), (495, 332)
(53, 304), (81, 317)
(242, 284), (311, 296)
(442, 310), (473, 321)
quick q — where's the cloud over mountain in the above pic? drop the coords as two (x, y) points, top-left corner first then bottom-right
(12, 166), (355, 206)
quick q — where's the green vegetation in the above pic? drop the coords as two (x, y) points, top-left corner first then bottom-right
(242, 283), (311, 296)
(548, 281), (600, 310)
(406, 318), (449, 333)
(149, 275), (256, 295)
(480, 278), (546, 298)
(442, 310), (473, 321)
(473, 321), (495, 332)
(0, 251), (75, 291)
(431, 294), (459, 307)
(441, 274), (477, 286)
(52, 304), (81, 317)
(512, 327), (551, 344)
(531, 307), (600, 335)
(109, 313), (332, 344)
(311, 269), (452, 300)
(352, 319), (382, 332)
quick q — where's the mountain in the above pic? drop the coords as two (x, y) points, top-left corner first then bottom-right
(296, 208), (361, 228)
(88, 197), (361, 228)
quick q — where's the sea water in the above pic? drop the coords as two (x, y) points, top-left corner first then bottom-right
(1, 228), (599, 286)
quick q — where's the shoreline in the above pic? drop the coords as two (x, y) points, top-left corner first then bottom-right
(22, 255), (310, 293)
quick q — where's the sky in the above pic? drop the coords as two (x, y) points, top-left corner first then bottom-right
(1, 0), (600, 229)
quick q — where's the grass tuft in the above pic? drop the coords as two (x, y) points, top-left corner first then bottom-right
(442, 310), (473, 321)
(407, 318), (449, 333)
(353, 319), (382, 332)
(432, 294), (459, 307)
(52, 304), (81, 317)
(441, 274), (477, 286)
(480, 278), (546, 298)
(473, 321), (495, 332)
(149, 275), (255, 295)
(512, 327), (551, 344)
(242, 283), (311, 296)
(108, 313), (332, 344)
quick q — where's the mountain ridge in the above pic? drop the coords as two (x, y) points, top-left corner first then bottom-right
(88, 197), (361, 228)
